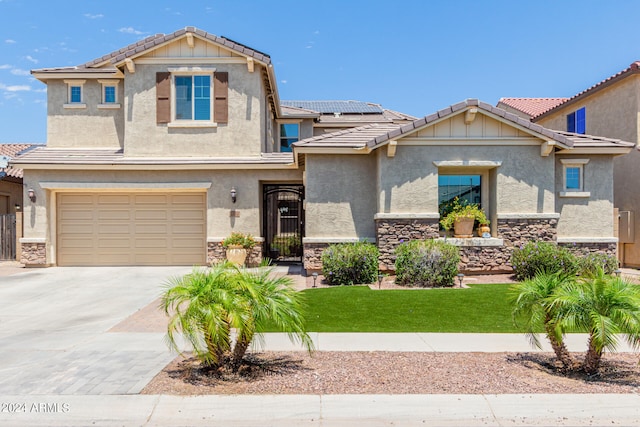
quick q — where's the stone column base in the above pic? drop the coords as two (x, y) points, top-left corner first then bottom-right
(20, 240), (47, 267)
(207, 241), (263, 267)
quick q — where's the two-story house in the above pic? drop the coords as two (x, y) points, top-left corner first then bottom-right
(12, 27), (633, 273)
(499, 62), (640, 268)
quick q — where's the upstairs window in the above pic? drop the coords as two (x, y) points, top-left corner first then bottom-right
(63, 79), (86, 109)
(280, 123), (299, 152)
(175, 75), (211, 121)
(98, 80), (120, 109)
(567, 107), (586, 134)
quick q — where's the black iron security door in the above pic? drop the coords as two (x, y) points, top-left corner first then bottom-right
(263, 184), (304, 263)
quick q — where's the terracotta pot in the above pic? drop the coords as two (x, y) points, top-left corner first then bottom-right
(453, 217), (475, 238)
(226, 245), (247, 266)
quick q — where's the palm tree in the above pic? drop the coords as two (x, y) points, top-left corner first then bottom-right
(161, 262), (313, 372)
(510, 271), (577, 370)
(553, 268), (640, 374)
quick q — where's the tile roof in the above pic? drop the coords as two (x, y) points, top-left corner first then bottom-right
(0, 143), (38, 179)
(11, 148), (294, 167)
(281, 100), (384, 114)
(32, 27), (272, 74)
(533, 62), (640, 120)
(497, 98), (568, 118)
(294, 99), (631, 151)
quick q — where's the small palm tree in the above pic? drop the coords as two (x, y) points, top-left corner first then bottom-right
(511, 271), (577, 370)
(161, 262), (313, 372)
(553, 268), (640, 374)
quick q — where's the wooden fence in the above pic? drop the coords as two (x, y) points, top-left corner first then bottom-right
(0, 214), (16, 260)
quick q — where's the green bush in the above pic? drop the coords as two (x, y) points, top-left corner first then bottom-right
(510, 241), (578, 281)
(321, 242), (379, 286)
(577, 252), (619, 276)
(394, 240), (460, 287)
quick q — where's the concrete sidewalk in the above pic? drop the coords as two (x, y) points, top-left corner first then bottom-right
(1, 393), (639, 426)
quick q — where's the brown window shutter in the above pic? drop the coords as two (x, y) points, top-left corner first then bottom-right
(156, 72), (171, 124)
(214, 71), (228, 123)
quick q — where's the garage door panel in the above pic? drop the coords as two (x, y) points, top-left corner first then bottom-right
(135, 210), (168, 220)
(135, 223), (168, 234)
(58, 191), (206, 266)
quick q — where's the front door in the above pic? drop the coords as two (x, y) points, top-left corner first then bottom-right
(263, 184), (304, 263)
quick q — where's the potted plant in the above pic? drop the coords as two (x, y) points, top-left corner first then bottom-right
(440, 198), (488, 238)
(222, 232), (256, 265)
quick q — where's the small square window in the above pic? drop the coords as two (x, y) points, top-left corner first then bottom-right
(70, 86), (82, 103)
(565, 167), (581, 189)
(560, 159), (590, 197)
(104, 86), (116, 103)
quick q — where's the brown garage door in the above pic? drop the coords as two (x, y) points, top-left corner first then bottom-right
(57, 192), (206, 266)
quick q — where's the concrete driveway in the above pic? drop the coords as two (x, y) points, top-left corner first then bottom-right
(0, 266), (192, 395)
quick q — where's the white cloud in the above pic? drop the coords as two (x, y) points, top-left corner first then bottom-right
(10, 68), (29, 76)
(25, 55), (38, 64)
(0, 64), (11, 70)
(281, 80), (287, 84)
(118, 27), (144, 35)
(84, 13), (104, 19)
(0, 83), (31, 92)
(5, 39), (16, 44)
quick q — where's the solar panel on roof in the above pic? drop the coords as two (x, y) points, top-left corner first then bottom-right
(281, 100), (383, 114)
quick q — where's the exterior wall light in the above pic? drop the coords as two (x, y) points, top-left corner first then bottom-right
(28, 188), (36, 203)
(14, 204), (21, 211)
(230, 187), (237, 204)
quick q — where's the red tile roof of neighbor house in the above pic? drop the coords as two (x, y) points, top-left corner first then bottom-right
(0, 143), (38, 178)
(533, 61), (640, 120)
(498, 98), (568, 118)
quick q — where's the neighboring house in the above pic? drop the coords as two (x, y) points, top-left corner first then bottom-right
(497, 98), (568, 120)
(0, 143), (37, 260)
(11, 27), (633, 273)
(502, 62), (640, 268)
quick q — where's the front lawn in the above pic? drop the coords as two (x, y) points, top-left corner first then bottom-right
(293, 284), (518, 333)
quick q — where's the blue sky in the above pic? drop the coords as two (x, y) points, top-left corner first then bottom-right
(1, 0), (640, 143)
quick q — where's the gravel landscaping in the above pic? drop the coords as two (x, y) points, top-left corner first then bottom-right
(142, 351), (640, 395)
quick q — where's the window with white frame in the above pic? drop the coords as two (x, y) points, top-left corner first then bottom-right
(174, 74), (212, 121)
(560, 158), (590, 197)
(98, 80), (120, 108)
(64, 79), (86, 108)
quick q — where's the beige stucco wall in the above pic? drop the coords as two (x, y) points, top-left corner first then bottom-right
(21, 167), (302, 252)
(379, 144), (556, 216)
(554, 154), (615, 238)
(46, 80), (124, 149)
(304, 154), (377, 239)
(123, 63), (266, 157)
(537, 75), (640, 263)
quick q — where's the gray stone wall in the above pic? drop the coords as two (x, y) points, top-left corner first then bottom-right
(375, 219), (439, 270)
(558, 242), (617, 258)
(303, 242), (329, 272)
(458, 246), (512, 274)
(207, 242), (263, 267)
(21, 242), (47, 266)
(497, 217), (557, 249)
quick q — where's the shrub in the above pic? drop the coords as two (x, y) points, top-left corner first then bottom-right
(576, 252), (619, 276)
(321, 242), (379, 286)
(394, 240), (460, 287)
(510, 241), (578, 281)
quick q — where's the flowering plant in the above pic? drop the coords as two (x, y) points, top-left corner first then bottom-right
(439, 198), (488, 231)
(222, 232), (256, 249)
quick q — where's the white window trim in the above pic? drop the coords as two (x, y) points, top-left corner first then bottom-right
(167, 67), (216, 127)
(63, 79), (86, 109)
(98, 79), (121, 109)
(560, 158), (590, 197)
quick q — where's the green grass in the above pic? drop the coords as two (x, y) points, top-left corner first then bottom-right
(291, 284), (518, 333)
